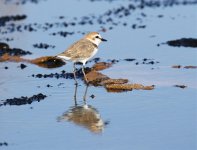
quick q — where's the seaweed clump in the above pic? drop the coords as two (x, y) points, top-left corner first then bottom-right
(0, 93), (47, 107)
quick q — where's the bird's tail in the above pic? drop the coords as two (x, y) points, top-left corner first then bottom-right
(56, 54), (71, 61)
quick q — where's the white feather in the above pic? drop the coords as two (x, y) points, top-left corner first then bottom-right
(57, 55), (71, 61)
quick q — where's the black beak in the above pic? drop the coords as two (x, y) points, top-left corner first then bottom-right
(101, 38), (107, 42)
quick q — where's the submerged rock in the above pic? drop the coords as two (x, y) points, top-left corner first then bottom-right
(184, 66), (197, 69)
(174, 85), (187, 89)
(172, 65), (197, 69)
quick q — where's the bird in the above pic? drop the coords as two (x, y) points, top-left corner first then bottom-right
(56, 32), (107, 84)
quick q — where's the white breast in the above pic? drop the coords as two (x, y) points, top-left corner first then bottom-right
(81, 48), (98, 65)
(89, 48), (98, 59)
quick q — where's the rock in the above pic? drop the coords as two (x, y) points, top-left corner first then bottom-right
(101, 79), (128, 85)
(86, 71), (110, 86)
(30, 56), (65, 68)
(142, 85), (155, 90)
(92, 62), (112, 71)
(105, 83), (154, 92)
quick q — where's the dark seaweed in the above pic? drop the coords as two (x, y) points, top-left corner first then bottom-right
(0, 42), (32, 56)
(0, 93), (47, 107)
(33, 43), (55, 49)
(0, 15), (26, 26)
(0, 142), (8, 147)
(50, 31), (74, 38)
(19, 63), (27, 69)
(32, 68), (91, 79)
(166, 38), (197, 48)
(1, 0), (196, 36)
(4, 0), (46, 5)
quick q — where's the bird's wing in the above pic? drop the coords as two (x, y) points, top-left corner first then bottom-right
(59, 39), (97, 60)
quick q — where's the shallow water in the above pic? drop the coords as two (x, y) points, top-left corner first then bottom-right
(0, 0), (197, 150)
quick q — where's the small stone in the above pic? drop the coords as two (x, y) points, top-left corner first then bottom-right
(174, 85), (187, 89)
(90, 94), (95, 99)
(20, 63), (27, 69)
(172, 65), (182, 69)
(46, 84), (52, 87)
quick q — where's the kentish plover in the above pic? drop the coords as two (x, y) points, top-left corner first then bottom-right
(57, 32), (107, 84)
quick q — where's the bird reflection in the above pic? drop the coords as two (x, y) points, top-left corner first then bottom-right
(58, 84), (105, 133)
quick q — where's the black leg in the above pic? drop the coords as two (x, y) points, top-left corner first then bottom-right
(73, 63), (78, 85)
(74, 83), (78, 106)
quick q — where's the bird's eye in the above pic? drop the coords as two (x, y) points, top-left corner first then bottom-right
(95, 36), (99, 38)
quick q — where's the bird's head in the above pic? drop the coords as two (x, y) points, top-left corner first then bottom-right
(85, 32), (107, 46)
